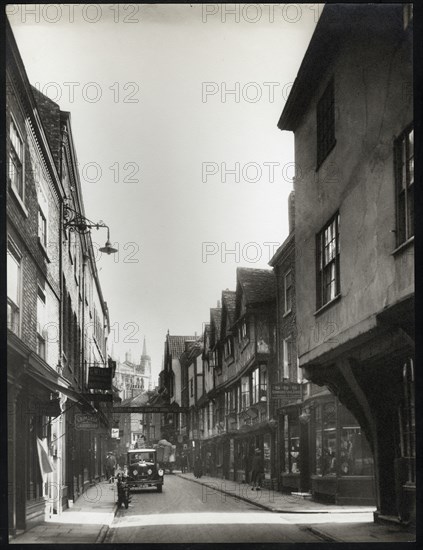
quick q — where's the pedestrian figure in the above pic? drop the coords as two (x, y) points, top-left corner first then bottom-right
(194, 455), (203, 478)
(181, 453), (188, 473)
(250, 448), (264, 491)
(106, 452), (117, 483)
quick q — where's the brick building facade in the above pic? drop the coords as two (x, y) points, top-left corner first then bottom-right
(7, 21), (113, 535)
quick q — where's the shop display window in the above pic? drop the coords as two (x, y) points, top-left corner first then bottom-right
(339, 407), (373, 476)
(283, 414), (300, 474)
(263, 434), (271, 478)
(313, 400), (374, 476)
(322, 402), (337, 475)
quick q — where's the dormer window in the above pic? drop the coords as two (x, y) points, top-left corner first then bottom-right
(241, 318), (248, 340)
(224, 337), (234, 358)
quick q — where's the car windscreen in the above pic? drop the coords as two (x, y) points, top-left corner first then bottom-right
(129, 452), (155, 463)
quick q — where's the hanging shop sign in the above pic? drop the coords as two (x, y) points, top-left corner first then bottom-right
(111, 428), (119, 438)
(88, 367), (113, 390)
(271, 381), (302, 402)
(40, 398), (62, 418)
(75, 413), (99, 431)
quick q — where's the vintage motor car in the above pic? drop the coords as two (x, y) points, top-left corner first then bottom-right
(123, 448), (164, 493)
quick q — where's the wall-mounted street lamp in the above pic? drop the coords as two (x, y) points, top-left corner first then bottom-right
(63, 204), (118, 255)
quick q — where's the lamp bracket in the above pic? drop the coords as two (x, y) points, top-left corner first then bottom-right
(63, 204), (108, 234)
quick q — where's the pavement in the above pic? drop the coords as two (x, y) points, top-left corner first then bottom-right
(9, 480), (118, 544)
(175, 472), (416, 543)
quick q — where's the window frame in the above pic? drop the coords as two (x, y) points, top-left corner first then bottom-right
(37, 282), (47, 360)
(7, 240), (22, 336)
(316, 78), (336, 170)
(224, 336), (234, 358)
(8, 114), (25, 201)
(316, 212), (340, 310)
(282, 337), (292, 380)
(283, 269), (293, 315)
(394, 124), (414, 246)
(38, 207), (47, 248)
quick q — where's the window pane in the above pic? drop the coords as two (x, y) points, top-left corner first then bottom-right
(397, 192), (406, 244)
(37, 295), (46, 335)
(407, 186), (414, 238)
(339, 427), (374, 476)
(408, 128), (414, 157)
(401, 139), (407, 187)
(7, 251), (20, 304)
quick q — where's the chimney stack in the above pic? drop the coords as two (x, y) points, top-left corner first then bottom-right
(288, 190), (295, 233)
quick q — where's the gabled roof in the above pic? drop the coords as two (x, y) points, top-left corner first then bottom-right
(268, 231), (295, 267)
(236, 268), (276, 306)
(120, 392), (150, 407)
(167, 335), (196, 359)
(278, 4), (403, 132)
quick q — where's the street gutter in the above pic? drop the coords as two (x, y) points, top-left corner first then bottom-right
(95, 502), (119, 544)
(175, 473), (375, 515)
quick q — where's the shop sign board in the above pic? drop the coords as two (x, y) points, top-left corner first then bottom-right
(271, 381), (302, 403)
(88, 367), (113, 390)
(75, 413), (99, 431)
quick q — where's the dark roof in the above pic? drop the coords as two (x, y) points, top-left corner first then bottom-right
(167, 335), (196, 359)
(120, 392), (150, 407)
(222, 290), (236, 327)
(268, 231), (295, 267)
(237, 268), (276, 305)
(180, 337), (203, 366)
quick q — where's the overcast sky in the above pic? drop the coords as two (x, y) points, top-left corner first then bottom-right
(8, 3), (318, 384)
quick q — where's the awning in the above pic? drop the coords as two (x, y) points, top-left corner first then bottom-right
(26, 365), (82, 403)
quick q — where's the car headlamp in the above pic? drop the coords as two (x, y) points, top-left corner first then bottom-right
(132, 469), (138, 476)
(158, 469), (164, 477)
(147, 469), (152, 475)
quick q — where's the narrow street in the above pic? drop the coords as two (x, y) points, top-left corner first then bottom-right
(106, 475), (369, 543)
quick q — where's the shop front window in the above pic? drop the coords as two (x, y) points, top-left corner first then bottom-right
(314, 402), (336, 475)
(284, 414), (300, 474)
(263, 434), (271, 479)
(322, 402), (337, 475)
(399, 357), (415, 483)
(289, 420), (300, 474)
(339, 406), (373, 476)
